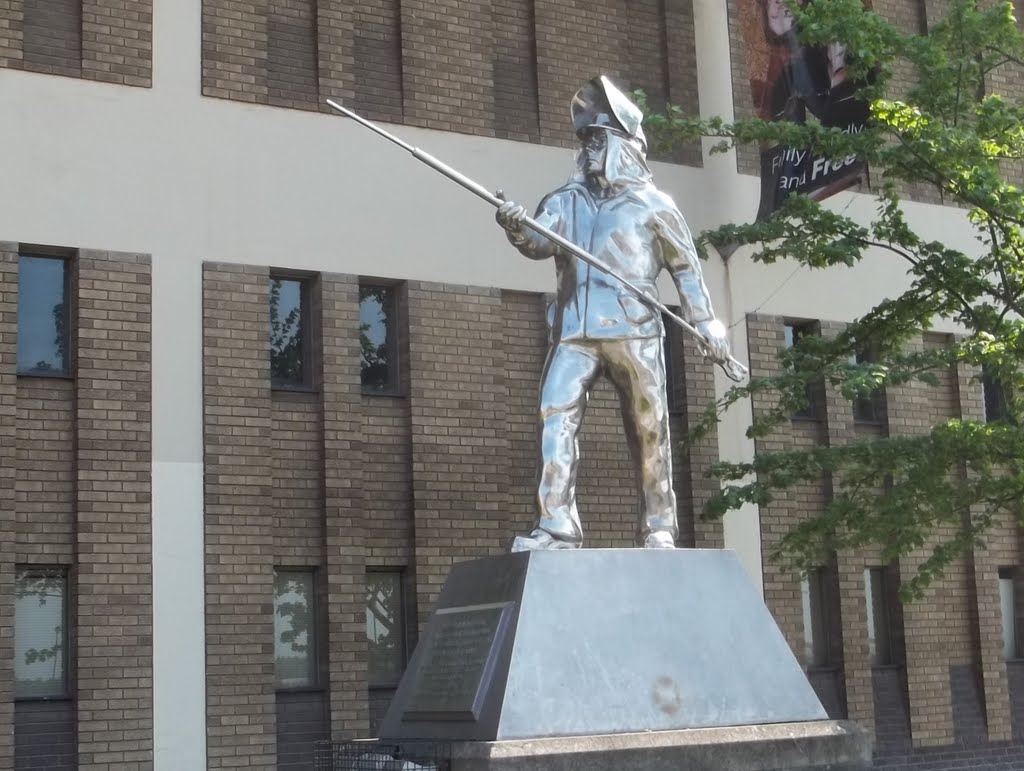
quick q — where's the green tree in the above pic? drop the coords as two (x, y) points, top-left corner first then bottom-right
(643, 0), (1024, 597)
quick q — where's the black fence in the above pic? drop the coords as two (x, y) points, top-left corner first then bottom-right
(314, 741), (452, 771)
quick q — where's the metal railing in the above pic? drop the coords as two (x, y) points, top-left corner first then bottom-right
(314, 740), (452, 771)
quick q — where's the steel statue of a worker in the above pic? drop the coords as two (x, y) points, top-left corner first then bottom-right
(496, 76), (732, 551)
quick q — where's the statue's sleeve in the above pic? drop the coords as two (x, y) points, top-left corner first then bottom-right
(506, 193), (564, 261)
(654, 199), (716, 325)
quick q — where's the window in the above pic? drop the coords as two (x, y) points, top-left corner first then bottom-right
(784, 320), (824, 419)
(999, 568), (1022, 660)
(366, 571), (407, 687)
(983, 365), (1012, 424)
(801, 567), (833, 668)
(269, 276), (311, 389)
(865, 567), (894, 666)
(852, 346), (885, 424)
(360, 285), (399, 394)
(15, 568), (69, 699)
(17, 255), (70, 376)
(273, 569), (317, 689)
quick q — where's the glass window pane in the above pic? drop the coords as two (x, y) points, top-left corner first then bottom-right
(784, 321), (822, 419)
(15, 569), (67, 698)
(270, 278), (306, 387)
(17, 256), (68, 375)
(274, 570), (316, 689)
(360, 286), (396, 392)
(983, 366), (1011, 423)
(1000, 576), (1016, 660)
(865, 568), (893, 666)
(366, 572), (405, 686)
(802, 569), (830, 668)
(999, 568), (1020, 660)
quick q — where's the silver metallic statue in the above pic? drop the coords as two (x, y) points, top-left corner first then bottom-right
(496, 76), (733, 551)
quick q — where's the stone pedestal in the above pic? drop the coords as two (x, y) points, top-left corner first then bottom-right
(376, 549), (870, 769)
(447, 721), (871, 770)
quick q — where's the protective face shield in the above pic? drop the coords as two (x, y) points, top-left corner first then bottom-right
(570, 75), (648, 156)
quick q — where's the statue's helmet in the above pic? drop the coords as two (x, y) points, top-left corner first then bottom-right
(570, 76), (647, 155)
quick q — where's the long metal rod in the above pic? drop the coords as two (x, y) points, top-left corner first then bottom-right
(326, 99), (747, 381)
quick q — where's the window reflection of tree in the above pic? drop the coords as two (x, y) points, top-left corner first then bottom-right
(274, 572), (314, 688)
(360, 286), (393, 390)
(270, 278), (304, 386)
(366, 573), (403, 685)
(15, 570), (66, 697)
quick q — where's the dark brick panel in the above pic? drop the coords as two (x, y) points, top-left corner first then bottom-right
(1009, 661), (1024, 742)
(808, 668), (847, 720)
(874, 744), (1024, 769)
(352, 0), (403, 123)
(873, 667), (912, 756)
(276, 690), (329, 771)
(14, 700), (76, 771)
(268, 8), (319, 109)
(2, 0), (152, 85)
(22, 0), (80, 77)
(951, 664), (988, 748)
(492, 0), (540, 142)
(501, 291), (547, 542)
(626, 0), (668, 109)
(368, 688), (395, 737)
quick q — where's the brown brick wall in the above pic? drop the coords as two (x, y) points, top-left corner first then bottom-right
(956, 354), (1016, 743)
(747, 315), (1016, 756)
(74, 250), (153, 770)
(201, 0), (702, 164)
(502, 291), (547, 541)
(16, 379), (75, 562)
(1, 246), (155, 770)
(361, 395), (413, 568)
(203, 263), (277, 770)
(0, 246), (18, 771)
(400, 0), (496, 136)
(820, 321), (875, 733)
(0, 0), (151, 86)
(887, 333), (959, 748)
(745, 314), (822, 658)
(406, 282), (510, 623)
(576, 377), (639, 548)
(273, 392), (324, 563)
(319, 274), (369, 737)
(0, 2), (24, 69)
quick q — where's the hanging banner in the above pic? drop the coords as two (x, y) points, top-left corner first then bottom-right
(736, 0), (872, 219)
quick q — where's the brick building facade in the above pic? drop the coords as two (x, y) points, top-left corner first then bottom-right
(0, 0), (1022, 770)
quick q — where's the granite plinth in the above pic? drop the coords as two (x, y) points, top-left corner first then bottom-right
(346, 721), (871, 771)
(379, 549), (829, 742)
(448, 720), (872, 771)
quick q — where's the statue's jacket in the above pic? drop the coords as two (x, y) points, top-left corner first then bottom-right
(522, 179), (717, 343)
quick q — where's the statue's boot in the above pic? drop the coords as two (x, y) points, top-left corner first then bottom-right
(643, 531), (676, 549)
(511, 529), (580, 552)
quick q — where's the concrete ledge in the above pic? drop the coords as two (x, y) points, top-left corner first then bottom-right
(447, 720), (872, 771)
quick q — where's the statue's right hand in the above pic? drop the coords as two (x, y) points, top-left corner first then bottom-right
(496, 201), (528, 235)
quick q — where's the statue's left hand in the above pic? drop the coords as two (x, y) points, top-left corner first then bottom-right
(696, 319), (731, 364)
